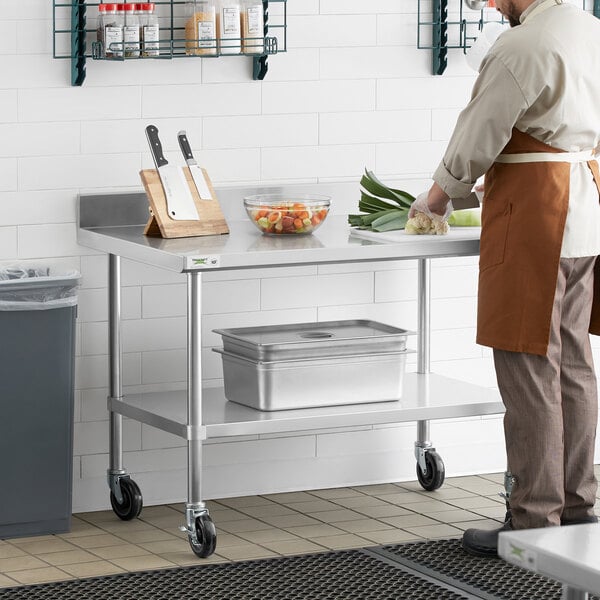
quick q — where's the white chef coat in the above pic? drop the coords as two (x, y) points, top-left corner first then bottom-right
(433, 0), (600, 257)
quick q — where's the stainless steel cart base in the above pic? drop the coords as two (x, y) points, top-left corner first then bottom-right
(78, 188), (505, 558)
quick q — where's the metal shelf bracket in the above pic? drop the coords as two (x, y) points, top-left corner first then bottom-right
(71, 0), (87, 86)
(419, 0), (599, 76)
(252, 0), (270, 80)
(431, 0), (449, 75)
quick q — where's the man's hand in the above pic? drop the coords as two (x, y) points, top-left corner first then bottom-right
(408, 182), (453, 220)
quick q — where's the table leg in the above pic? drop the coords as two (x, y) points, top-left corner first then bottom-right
(562, 585), (588, 600)
(417, 258), (431, 376)
(414, 258), (445, 490)
(183, 271), (216, 558)
(187, 271), (204, 511)
(415, 258), (432, 466)
(108, 254), (126, 503)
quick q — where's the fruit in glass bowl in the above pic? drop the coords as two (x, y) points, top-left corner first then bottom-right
(244, 194), (331, 235)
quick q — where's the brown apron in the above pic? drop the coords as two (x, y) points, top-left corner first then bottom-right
(476, 128), (600, 355)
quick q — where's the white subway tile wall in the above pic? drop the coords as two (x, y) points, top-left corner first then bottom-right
(3, 0), (584, 515)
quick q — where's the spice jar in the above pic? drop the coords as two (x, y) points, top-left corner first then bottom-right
(241, 0), (264, 54)
(186, 0), (217, 56)
(98, 3), (124, 58)
(123, 3), (141, 58)
(96, 4), (108, 54)
(217, 0), (242, 55)
(140, 3), (160, 57)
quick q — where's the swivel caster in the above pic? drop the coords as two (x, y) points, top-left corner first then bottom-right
(188, 513), (217, 558)
(110, 477), (143, 520)
(416, 450), (445, 491)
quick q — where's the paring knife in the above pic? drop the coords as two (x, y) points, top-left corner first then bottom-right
(177, 130), (214, 201)
(145, 125), (200, 221)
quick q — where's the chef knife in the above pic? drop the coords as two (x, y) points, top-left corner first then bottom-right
(145, 125), (200, 221)
(177, 130), (214, 201)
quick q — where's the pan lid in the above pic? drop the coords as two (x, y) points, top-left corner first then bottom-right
(214, 319), (412, 348)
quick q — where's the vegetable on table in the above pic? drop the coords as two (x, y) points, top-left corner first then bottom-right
(448, 208), (482, 227)
(348, 169), (481, 235)
(249, 202), (329, 235)
(348, 169), (414, 232)
(405, 212), (449, 235)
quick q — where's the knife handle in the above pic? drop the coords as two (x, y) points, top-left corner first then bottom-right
(145, 125), (169, 169)
(177, 131), (194, 162)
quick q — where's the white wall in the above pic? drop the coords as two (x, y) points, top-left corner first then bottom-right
(1, 0), (596, 512)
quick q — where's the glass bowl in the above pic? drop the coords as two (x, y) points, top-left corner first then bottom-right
(244, 194), (331, 236)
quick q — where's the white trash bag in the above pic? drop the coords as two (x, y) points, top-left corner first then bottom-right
(0, 266), (80, 311)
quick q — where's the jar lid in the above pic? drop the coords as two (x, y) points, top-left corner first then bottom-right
(122, 3), (136, 10)
(98, 3), (107, 10)
(142, 3), (155, 9)
(103, 3), (119, 10)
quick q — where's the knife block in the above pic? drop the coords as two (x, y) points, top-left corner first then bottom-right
(140, 168), (229, 238)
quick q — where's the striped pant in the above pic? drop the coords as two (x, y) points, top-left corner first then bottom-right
(493, 256), (598, 529)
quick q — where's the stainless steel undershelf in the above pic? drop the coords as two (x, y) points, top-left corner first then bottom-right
(108, 373), (504, 440)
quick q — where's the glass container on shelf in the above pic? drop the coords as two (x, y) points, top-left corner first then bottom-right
(217, 0), (242, 55)
(97, 3), (124, 58)
(123, 3), (141, 58)
(96, 4), (108, 55)
(140, 3), (160, 57)
(241, 0), (264, 54)
(54, 0), (287, 85)
(186, 0), (218, 56)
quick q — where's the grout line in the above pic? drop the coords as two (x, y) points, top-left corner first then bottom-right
(2, 471), (599, 586)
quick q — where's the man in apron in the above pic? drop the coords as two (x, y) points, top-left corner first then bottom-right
(411, 0), (600, 557)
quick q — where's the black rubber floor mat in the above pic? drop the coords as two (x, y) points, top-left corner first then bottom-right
(378, 538), (599, 600)
(0, 549), (470, 600)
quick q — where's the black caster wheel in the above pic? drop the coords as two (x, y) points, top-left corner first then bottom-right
(110, 478), (143, 520)
(416, 450), (445, 491)
(189, 513), (217, 558)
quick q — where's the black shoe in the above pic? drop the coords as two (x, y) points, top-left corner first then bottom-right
(462, 520), (512, 558)
(561, 515), (598, 526)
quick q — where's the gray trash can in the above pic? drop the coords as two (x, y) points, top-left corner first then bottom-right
(0, 266), (80, 538)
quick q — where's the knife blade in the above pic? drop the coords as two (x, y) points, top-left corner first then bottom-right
(177, 130), (214, 201)
(145, 125), (199, 221)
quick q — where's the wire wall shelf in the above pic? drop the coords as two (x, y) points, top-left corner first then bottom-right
(53, 0), (287, 86)
(419, 0), (600, 75)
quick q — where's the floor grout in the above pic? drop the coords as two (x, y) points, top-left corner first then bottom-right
(1, 468), (599, 587)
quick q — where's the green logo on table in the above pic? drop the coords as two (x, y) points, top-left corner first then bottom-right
(192, 257), (219, 266)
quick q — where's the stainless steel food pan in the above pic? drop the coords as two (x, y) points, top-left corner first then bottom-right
(214, 348), (410, 411)
(213, 320), (413, 362)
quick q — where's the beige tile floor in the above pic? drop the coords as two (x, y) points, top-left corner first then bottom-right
(1, 469), (599, 588)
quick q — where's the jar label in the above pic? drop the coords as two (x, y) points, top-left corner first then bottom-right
(105, 26), (123, 55)
(222, 7), (241, 35)
(246, 6), (262, 35)
(143, 25), (160, 55)
(198, 21), (215, 47)
(124, 26), (140, 57)
(124, 26), (140, 44)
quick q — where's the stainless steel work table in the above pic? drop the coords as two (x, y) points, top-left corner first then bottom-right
(77, 186), (504, 558)
(499, 525), (600, 600)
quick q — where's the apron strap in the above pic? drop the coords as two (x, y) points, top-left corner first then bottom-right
(496, 150), (596, 164)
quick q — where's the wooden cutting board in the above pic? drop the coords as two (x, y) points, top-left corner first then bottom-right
(140, 168), (229, 239)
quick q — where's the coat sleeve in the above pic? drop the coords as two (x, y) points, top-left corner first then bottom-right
(433, 53), (530, 199)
